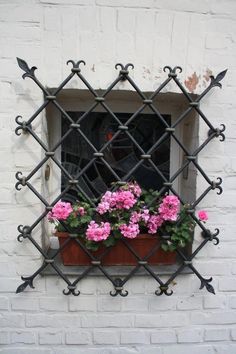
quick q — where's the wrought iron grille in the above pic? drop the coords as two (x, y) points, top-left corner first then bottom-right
(15, 58), (226, 296)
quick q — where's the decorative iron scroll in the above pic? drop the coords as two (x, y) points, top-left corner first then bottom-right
(15, 58), (226, 296)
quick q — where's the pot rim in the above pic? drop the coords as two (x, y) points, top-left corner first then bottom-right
(54, 231), (159, 240)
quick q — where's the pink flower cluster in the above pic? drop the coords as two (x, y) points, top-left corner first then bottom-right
(118, 195), (180, 238)
(147, 215), (163, 234)
(97, 189), (137, 214)
(86, 221), (111, 242)
(130, 209), (150, 224)
(119, 223), (140, 239)
(158, 195), (180, 221)
(126, 182), (142, 197)
(48, 201), (73, 221)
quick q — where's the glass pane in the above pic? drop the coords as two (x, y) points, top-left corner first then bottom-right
(61, 112), (170, 202)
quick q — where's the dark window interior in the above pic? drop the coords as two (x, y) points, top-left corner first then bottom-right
(61, 112), (171, 202)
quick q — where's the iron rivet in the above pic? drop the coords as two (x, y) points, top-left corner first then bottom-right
(138, 261), (148, 265)
(165, 127), (175, 132)
(71, 68), (80, 73)
(143, 99), (152, 104)
(44, 259), (54, 264)
(95, 97), (105, 102)
(163, 182), (172, 186)
(186, 155), (196, 161)
(189, 102), (199, 107)
(118, 125), (128, 131)
(69, 179), (78, 184)
(45, 95), (56, 100)
(91, 261), (101, 265)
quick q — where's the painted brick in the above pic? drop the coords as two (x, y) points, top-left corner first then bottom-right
(99, 6), (116, 33)
(96, 0), (156, 7)
(11, 297), (39, 311)
(149, 296), (177, 311)
(177, 296), (202, 310)
(26, 314), (81, 328)
(0, 331), (10, 345)
(117, 9), (136, 33)
(191, 311), (236, 325)
(39, 297), (68, 311)
(231, 328), (236, 340)
(97, 296), (121, 312)
(69, 296), (97, 312)
(65, 331), (92, 345)
(0, 296), (9, 310)
(120, 330), (150, 344)
(136, 10), (156, 34)
(162, 345), (214, 354)
(177, 328), (203, 343)
(121, 297), (148, 312)
(204, 328), (229, 341)
(81, 314), (134, 328)
(0, 313), (24, 328)
(0, 278), (23, 292)
(39, 331), (63, 345)
(11, 331), (36, 344)
(135, 313), (188, 328)
(151, 330), (177, 344)
(204, 295), (227, 309)
(141, 348), (162, 354)
(93, 330), (120, 345)
(1, 349), (52, 354)
(219, 277), (236, 291)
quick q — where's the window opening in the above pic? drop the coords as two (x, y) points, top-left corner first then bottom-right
(61, 112), (171, 202)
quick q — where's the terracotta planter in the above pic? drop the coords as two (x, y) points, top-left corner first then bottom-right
(55, 232), (176, 266)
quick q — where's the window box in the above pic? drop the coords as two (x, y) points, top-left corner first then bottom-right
(56, 232), (176, 266)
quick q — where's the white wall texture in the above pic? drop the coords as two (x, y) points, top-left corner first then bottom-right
(0, 0), (236, 353)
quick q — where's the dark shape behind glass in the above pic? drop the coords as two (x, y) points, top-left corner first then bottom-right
(61, 112), (170, 202)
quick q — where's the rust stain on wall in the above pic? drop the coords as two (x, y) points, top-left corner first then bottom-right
(203, 68), (213, 82)
(184, 72), (200, 93)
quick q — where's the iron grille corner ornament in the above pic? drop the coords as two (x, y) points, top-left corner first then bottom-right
(15, 57), (227, 296)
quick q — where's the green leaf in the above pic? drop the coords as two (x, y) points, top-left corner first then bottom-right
(70, 219), (80, 228)
(80, 215), (92, 224)
(103, 237), (116, 247)
(85, 240), (99, 251)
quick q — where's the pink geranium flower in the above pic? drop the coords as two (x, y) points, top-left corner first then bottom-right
(198, 210), (208, 222)
(158, 195), (180, 221)
(119, 223), (140, 239)
(48, 200), (73, 221)
(86, 221), (111, 242)
(127, 181), (142, 197)
(147, 215), (163, 234)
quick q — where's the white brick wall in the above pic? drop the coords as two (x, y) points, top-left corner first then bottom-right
(0, 0), (236, 353)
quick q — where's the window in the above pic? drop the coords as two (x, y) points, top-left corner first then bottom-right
(46, 90), (197, 209)
(44, 89), (198, 268)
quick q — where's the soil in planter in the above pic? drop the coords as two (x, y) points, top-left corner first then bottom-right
(56, 233), (176, 266)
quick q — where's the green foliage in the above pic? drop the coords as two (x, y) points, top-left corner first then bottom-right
(160, 211), (195, 252)
(85, 240), (99, 251)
